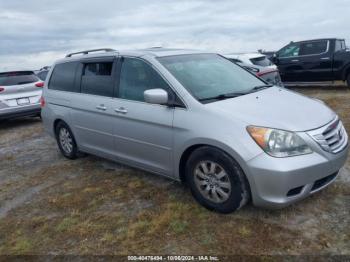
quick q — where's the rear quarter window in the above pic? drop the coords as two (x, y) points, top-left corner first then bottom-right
(0, 72), (38, 86)
(48, 62), (79, 92)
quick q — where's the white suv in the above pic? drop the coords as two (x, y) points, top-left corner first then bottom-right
(225, 53), (277, 70)
(0, 71), (43, 119)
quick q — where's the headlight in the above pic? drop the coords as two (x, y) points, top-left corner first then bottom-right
(247, 126), (313, 157)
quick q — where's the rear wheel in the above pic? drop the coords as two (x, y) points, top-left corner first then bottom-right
(185, 146), (250, 213)
(55, 121), (78, 159)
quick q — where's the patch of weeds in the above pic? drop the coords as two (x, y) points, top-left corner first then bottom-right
(192, 205), (210, 221)
(101, 232), (115, 242)
(169, 219), (188, 234)
(73, 219), (109, 237)
(62, 192), (72, 198)
(88, 198), (103, 209)
(127, 219), (151, 238)
(55, 217), (79, 232)
(168, 193), (179, 201)
(127, 180), (144, 189)
(167, 201), (192, 214)
(83, 187), (102, 193)
(112, 188), (125, 196)
(200, 230), (215, 245)
(237, 225), (251, 237)
(11, 237), (32, 254)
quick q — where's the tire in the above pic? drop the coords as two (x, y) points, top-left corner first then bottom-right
(185, 146), (250, 213)
(55, 121), (78, 159)
(347, 74), (350, 88)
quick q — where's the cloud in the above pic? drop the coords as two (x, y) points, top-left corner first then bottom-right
(0, 0), (349, 70)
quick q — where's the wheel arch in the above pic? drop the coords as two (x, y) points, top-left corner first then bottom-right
(53, 118), (77, 142)
(342, 63), (350, 81)
(177, 141), (253, 191)
(53, 118), (67, 136)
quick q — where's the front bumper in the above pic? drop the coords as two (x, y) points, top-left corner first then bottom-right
(246, 143), (349, 209)
(0, 103), (41, 120)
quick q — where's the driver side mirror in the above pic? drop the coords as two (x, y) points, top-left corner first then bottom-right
(144, 89), (168, 105)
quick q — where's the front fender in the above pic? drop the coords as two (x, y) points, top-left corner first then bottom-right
(173, 135), (262, 190)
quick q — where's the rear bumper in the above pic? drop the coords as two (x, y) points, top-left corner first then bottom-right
(246, 144), (349, 209)
(0, 103), (41, 119)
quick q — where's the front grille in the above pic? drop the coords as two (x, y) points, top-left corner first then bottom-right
(311, 172), (338, 191)
(308, 117), (348, 154)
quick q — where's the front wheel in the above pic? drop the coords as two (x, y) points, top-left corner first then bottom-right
(185, 147), (250, 213)
(55, 121), (78, 159)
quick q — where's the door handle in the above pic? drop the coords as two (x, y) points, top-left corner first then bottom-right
(96, 104), (107, 111)
(291, 59), (299, 62)
(321, 57), (330, 60)
(114, 107), (128, 114)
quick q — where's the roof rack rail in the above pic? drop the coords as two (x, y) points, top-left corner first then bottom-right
(65, 48), (116, 57)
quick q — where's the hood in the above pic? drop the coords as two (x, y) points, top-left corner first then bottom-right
(207, 87), (335, 132)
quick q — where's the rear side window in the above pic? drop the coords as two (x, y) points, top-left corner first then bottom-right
(81, 62), (114, 97)
(0, 72), (38, 86)
(250, 56), (272, 67)
(300, 41), (328, 56)
(49, 62), (78, 92)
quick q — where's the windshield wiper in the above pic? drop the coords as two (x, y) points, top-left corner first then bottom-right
(251, 84), (273, 92)
(198, 92), (247, 102)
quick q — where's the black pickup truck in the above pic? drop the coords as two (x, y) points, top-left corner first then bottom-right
(271, 38), (350, 87)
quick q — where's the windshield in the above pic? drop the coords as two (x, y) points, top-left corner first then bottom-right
(157, 54), (265, 102)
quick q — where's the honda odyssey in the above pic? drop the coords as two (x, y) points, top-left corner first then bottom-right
(41, 48), (349, 213)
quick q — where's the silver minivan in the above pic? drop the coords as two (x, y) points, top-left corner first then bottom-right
(42, 48), (349, 213)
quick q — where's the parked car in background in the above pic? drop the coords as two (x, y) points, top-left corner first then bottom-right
(271, 38), (350, 87)
(35, 66), (51, 81)
(258, 50), (276, 60)
(225, 53), (277, 69)
(223, 55), (283, 87)
(42, 48), (348, 213)
(0, 71), (43, 119)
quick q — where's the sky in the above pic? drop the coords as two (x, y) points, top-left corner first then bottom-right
(0, 0), (349, 71)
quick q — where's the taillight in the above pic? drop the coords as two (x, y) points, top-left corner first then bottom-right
(0, 87), (4, 92)
(40, 96), (45, 108)
(35, 82), (44, 88)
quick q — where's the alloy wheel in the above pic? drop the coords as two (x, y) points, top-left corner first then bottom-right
(59, 127), (73, 154)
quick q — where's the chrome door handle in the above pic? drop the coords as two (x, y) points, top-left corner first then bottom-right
(115, 107), (128, 114)
(291, 59), (299, 62)
(96, 105), (107, 111)
(321, 57), (330, 60)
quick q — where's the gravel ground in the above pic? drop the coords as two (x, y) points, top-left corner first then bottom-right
(0, 87), (349, 255)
